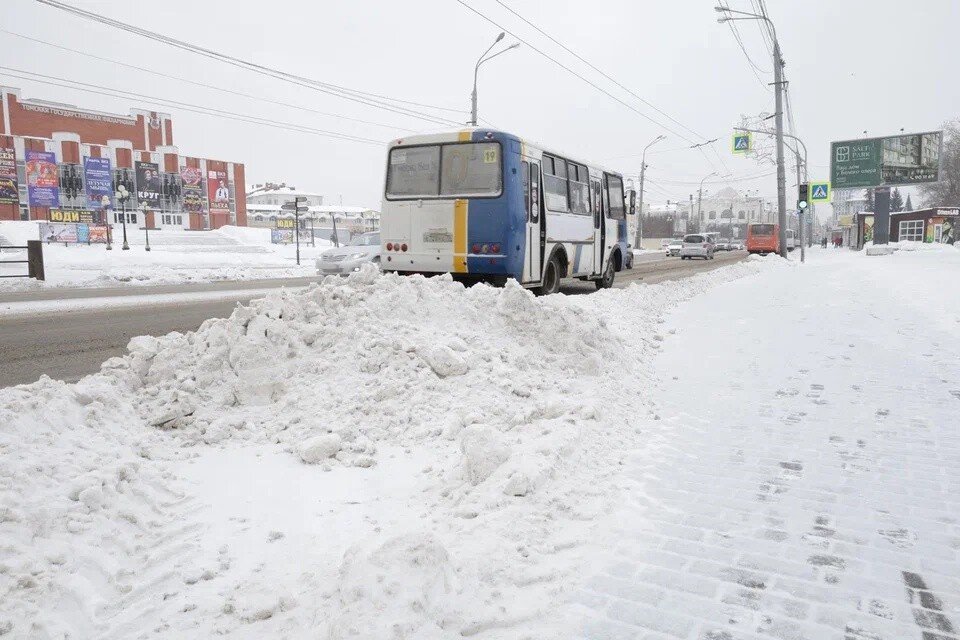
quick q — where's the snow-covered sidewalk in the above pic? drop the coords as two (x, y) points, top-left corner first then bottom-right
(571, 246), (960, 640)
(0, 221), (324, 291)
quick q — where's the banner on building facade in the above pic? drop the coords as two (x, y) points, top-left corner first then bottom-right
(180, 166), (204, 212)
(0, 147), (19, 205)
(49, 209), (103, 224)
(25, 150), (59, 207)
(207, 169), (230, 214)
(135, 161), (161, 208)
(83, 157), (113, 208)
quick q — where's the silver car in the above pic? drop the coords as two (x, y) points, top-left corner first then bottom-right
(679, 233), (715, 260)
(316, 232), (381, 275)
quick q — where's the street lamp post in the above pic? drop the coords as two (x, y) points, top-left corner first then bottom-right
(697, 172), (719, 229)
(634, 134), (666, 251)
(716, 6), (788, 257)
(470, 32), (520, 126)
(115, 185), (130, 250)
(100, 195), (113, 250)
(139, 202), (151, 251)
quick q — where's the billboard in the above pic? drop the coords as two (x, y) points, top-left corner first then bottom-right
(831, 131), (943, 188)
(135, 161), (161, 208)
(83, 157), (113, 208)
(207, 169), (230, 214)
(50, 209), (103, 224)
(180, 166), (204, 213)
(25, 150), (59, 207)
(39, 222), (109, 244)
(0, 146), (18, 205)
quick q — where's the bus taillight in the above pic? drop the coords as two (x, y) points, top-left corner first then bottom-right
(471, 243), (480, 254)
(400, 243), (408, 252)
(386, 242), (394, 251)
(492, 244), (501, 254)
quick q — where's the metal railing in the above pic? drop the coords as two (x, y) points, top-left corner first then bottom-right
(0, 240), (45, 280)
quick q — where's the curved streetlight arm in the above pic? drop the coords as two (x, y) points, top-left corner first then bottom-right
(734, 126), (807, 179)
(716, 8), (777, 42)
(471, 39), (519, 126)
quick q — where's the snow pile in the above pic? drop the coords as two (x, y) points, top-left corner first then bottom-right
(0, 258), (787, 638)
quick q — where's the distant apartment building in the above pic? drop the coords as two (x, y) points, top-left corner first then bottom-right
(0, 85), (246, 229)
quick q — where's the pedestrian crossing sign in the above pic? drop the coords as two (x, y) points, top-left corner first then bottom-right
(810, 181), (831, 203)
(732, 132), (752, 154)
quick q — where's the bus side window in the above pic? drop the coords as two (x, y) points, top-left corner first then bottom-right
(529, 161), (540, 222)
(522, 161), (530, 218)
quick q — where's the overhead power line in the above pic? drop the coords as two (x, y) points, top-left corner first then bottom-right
(493, 0), (709, 143)
(35, 0), (465, 128)
(453, 0), (703, 146)
(0, 30), (420, 135)
(0, 67), (385, 146)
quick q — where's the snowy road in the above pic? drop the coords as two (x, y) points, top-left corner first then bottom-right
(0, 253), (745, 388)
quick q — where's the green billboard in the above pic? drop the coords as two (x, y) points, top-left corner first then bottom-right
(830, 131), (942, 188)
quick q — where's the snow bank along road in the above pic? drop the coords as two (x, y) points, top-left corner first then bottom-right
(0, 252), (744, 388)
(6, 247), (950, 640)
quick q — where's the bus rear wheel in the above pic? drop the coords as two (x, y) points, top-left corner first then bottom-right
(595, 257), (615, 289)
(535, 255), (561, 296)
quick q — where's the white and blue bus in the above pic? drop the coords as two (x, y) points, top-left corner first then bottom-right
(380, 128), (635, 294)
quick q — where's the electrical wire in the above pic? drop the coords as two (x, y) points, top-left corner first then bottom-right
(0, 67), (386, 146)
(0, 29), (420, 134)
(35, 0), (465, 128)
(453, 0), (703, 147)
(493, 0), (710, 143)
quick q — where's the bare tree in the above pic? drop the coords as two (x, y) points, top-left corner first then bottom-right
(919, 120), (960, 207)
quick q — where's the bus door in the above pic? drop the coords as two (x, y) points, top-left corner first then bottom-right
(592, 175), (606, 275)
(522, 159), (543, 283)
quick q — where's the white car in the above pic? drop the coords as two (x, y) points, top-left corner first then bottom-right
(316, 232), (381, 275)
(679, 233), (715, 260)
(666, 239), (683, 256)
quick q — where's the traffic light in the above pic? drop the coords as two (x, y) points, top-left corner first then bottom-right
(798, 183), (809, 211)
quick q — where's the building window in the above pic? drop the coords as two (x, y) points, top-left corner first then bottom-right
(708, 211), (716, 220)
(899, 219), (924, 242)
(738, 210), (746, 219)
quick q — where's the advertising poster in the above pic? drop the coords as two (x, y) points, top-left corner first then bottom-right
(50, 209), (100, 224)
(0, 147), (18, 205)
(135, 161), (161, 208)
(180, 166), (204, 212)
(88, 225), (109, 244)
(207, 169), (230, 214)
(84, 157), (113, 208)
(39, 222), (78, 243)
(26, 150), (59, 207)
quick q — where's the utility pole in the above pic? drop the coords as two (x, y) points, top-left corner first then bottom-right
(717, 5), (788, 257)
(697, 172), (718, 230)
(634, 135), (666, 250)
(772, 40), (788, 258)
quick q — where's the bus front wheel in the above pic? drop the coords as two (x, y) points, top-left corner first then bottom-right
(535, 256), (561, 296)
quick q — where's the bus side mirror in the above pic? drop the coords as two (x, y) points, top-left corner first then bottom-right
(628, 190), (637, 215)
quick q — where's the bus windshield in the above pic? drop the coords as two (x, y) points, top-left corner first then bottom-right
(386, 142), (502, 199)
(751, 224), (775, 236)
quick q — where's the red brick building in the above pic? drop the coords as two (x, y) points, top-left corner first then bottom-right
(0, 86), (246, 229)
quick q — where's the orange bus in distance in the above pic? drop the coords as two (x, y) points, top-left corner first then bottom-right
(747, 223), (779, 255)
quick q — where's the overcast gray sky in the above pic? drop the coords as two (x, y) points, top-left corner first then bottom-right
(1, 0), (958, 213)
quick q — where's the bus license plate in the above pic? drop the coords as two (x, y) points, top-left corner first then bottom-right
(423, 229), (453, 243)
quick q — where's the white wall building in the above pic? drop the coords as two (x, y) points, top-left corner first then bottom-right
(245, 183), (379, 243)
